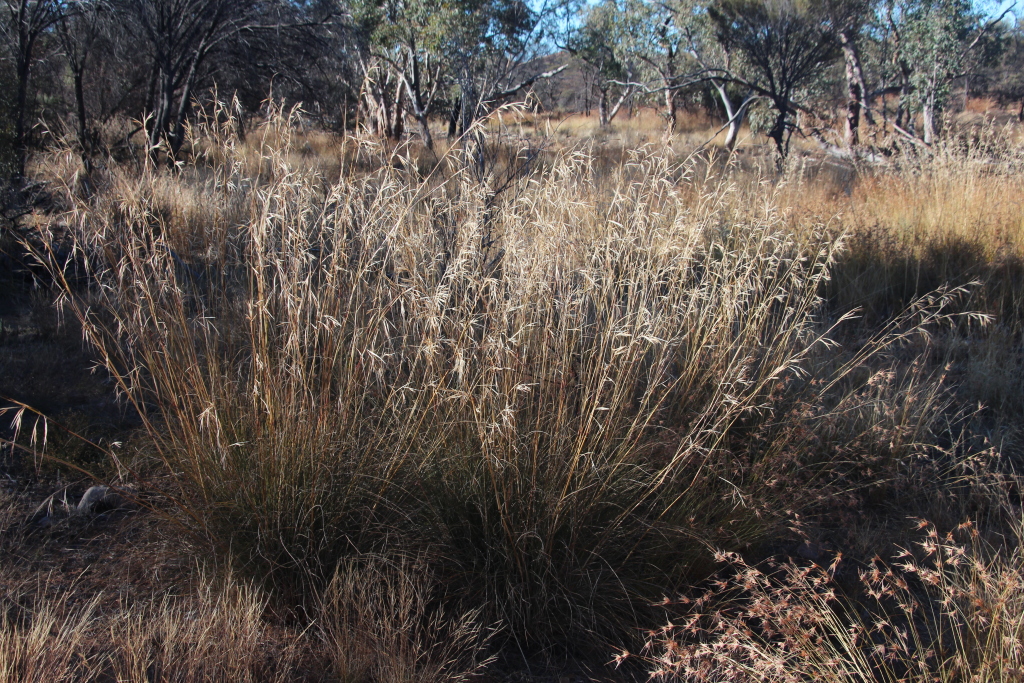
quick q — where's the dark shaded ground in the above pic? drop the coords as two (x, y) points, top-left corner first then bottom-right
(0, 254), (142, 472)
(0, 257), (185, 629)
(0, 492), (188, 616)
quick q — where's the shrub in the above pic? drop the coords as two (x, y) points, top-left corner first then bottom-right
(639, 516), (1024, 683)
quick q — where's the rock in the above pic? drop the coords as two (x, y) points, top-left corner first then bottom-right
(30, 485), (136, 525)
(75, 485), (110, 514)
(29, 498), (50, 524)
(75, 485), (134, 515)
(100, 488), (133, 511)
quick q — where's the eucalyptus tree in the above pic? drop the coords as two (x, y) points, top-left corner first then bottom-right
(612, 0), (688, 131)
(991, 21), (1024, 120)
(667, 0), (759, 148)
(354, 0), (561, 147)
(883, 0), (1008, 144)
(352, 0), (441, 142)
(54, 0), (104, 166)
(829, 0), (876, 146)
(569, 0), (709, 133)
(567, 0), (639, 126)
(709, 0), (843, 161)
(463, 0), (569, 128)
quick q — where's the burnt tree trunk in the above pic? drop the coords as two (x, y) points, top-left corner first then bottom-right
(13, 48), (32, 177)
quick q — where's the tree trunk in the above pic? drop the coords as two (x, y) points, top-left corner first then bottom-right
(12, 7), (44, 179)
(361, 82), (382, 137)
(413, 110), (432, 149)
(405, 46), (433, 151)
(389, 77), (406, 141)
(169, 53), (203, 159)
(922, 91), (936, 145)
(72, 61), (92, 172)
(583, 73), (591, 117)
(73, 65), (87, 148)
(14, 54), (31, 178)
(663, 87), (677, 135)
(768, 109), (789, 167)
(8, 2), (60, 178)
(145, 61), (159, 120)
(359, 91), (373, 136)
(894, 64), (913, 135)
(369, 74), (402, 141)
(360, 67), (405, 141)
(606, 87), (631, 125)
(458, 68), (477, 140)
(843, 62), (861, 148)
(723, 98), (753, 151)
(448, 99), (460, 139)
(711, 81), (751, 151)
(457, 64), (484, 174)
(839, 29), (873, 149)
(598, 87), (609, 127)
(841, 33), (861, 147)
(149, 72), (175, 163)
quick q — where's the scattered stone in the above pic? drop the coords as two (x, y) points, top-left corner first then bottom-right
(30, 485), (137, 526)
(75, 485), (135, 515)
(76, 485), (111, 515)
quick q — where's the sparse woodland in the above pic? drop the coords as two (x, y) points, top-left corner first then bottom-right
(1, 1), (1024, 682)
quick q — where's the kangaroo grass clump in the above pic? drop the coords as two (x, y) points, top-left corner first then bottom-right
(26, 109), (976, 654)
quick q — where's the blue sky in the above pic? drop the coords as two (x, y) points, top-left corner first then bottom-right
(981, 1), (1019, 22)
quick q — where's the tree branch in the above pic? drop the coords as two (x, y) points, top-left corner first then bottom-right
(482, 63), (569, 105)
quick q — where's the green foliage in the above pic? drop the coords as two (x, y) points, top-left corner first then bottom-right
(991, 25), (1024, 116)
(708, 0), (841, 75)
(901, 0), (985, 110)
(363, 0), (532, 57)
(567, 0), (629, 82)
(880, 0), (1007, 142)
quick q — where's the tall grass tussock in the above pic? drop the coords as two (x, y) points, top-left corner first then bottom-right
(10, 106), (1022, 676)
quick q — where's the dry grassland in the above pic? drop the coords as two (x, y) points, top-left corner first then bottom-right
(1, 105), (1022, 681)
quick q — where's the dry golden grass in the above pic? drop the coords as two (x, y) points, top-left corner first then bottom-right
(43, 127), (835, 643)
(0, 572), (300, 682)
(486, 106), (760, 153)
(320, 556), (492, 683)
(101, 577), (291, 683)
(0, 594), (98, 683)
(5, 106), (1022, 679)
(817, 131), (1024, 331)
